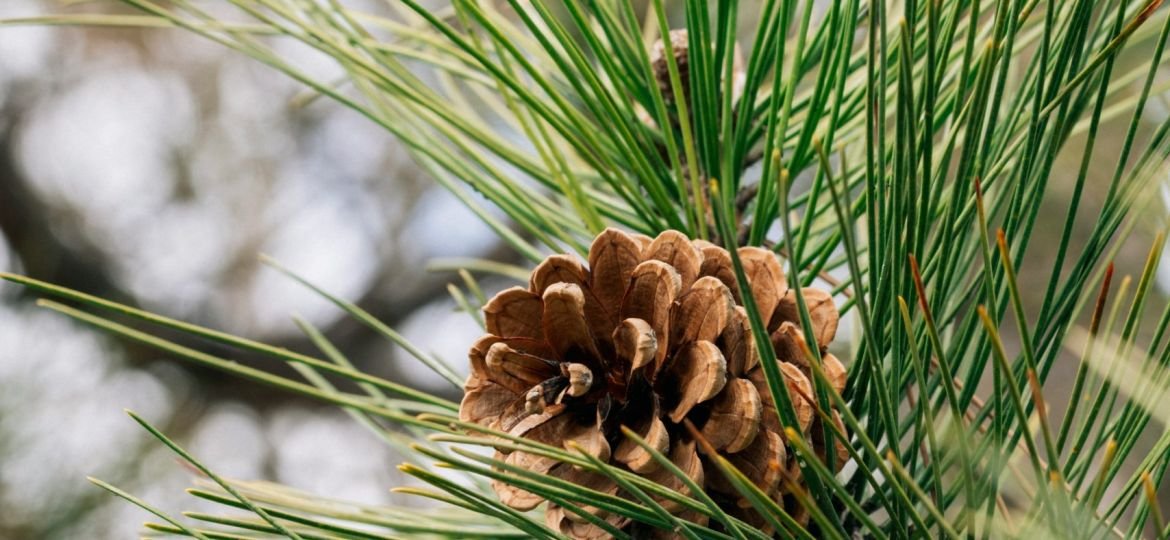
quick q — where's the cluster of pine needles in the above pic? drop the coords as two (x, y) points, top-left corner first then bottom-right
(5, 0), (1170, 538)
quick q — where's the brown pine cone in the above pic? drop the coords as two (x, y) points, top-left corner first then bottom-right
(460, 229), (847, 538)
(636, 29), (746, 135)
(649, 29), (746, 107)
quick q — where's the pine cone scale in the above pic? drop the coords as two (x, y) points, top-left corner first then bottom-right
(484, 342), (556, 393)
(721, 307), (758, 376)
(737, 247), (788, 325)
(564, 413), (611, 462)
(613, 412), (669, 473)
(530, 254), (588, 294)
(643, 231), (702, 291)
(483, 286), (544, 339)
(664, 341), (728, 423)
(699, 377), (762, 453)
(541, 283), (601, 367)
(588, 229), (643, 311)
(620, 260), (679, 372)
(670, 276), (734, 345)
(493, 450), (558, 511)
(612, 318), (656, 373)
(459, 382), (520, 429)
(644, 439), (703, 513)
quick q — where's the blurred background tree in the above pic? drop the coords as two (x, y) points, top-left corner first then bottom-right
(0, 2), (518, 537)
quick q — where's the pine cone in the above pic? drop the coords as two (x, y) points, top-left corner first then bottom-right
(460, 229), (848, 538)
(649, 29), (746, 108)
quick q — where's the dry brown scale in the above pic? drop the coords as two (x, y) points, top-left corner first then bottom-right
(459, 228), (849, 539)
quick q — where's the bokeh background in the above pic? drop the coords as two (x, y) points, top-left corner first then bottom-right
(2, 1), (1170, 539)
(0, 1), (517, 537)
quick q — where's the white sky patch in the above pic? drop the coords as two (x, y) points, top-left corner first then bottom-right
(0, 304), (176, 531)
(188, 403), (268, 479)
(391, 295), (480, 391)
(404, 186), (502, 260)
(1158, 181), (1170, 295)
(0, 1), (54, 80)
(266, 406), (398, 506)
(247, 168), (382, 335)
(0, 234), (12, 275)
(19, 65), (194, 215)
